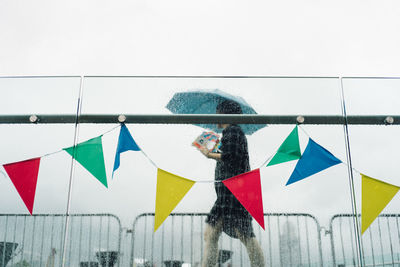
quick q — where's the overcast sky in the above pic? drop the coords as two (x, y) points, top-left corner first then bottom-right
(1, 0), (400, 76)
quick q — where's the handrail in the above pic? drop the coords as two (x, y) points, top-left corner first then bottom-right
(0, 114), (398, 125)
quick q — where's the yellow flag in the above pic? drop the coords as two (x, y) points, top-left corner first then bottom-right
(154, 169), (195, 232)
(362, 174), (400, 234)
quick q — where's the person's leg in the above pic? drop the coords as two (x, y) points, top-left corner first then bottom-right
(237, 231), (265, 267)
(202, 220), (223, 267)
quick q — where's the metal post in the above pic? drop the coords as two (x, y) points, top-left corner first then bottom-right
(339, 77), (364, 266)
(61, 76), (84, 267)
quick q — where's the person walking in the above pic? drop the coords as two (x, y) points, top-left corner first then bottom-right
(199, 100), (265, 267)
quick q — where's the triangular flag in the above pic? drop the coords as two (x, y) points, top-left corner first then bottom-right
(222, 169), (265, 229)
(154, 169), (195, 232)
(64, 136), (108, 188)
(362, 174), (400, 234)
(112, 124), (140, 176)
(3, 158), (41, 214)
(267, 126), (301, 166)
(286, 138), (341, 185)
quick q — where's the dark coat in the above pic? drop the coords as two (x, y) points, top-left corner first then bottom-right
(206, 125), (255, 239)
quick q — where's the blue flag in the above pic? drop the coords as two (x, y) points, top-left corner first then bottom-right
(286, 138), (341, 185)
(113, 124), (140, 176)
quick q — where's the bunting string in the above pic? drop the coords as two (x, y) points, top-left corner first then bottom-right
(300, 125), (370, 176)
(0, 125), (121, 166)
(0, 124), (282, 184)
(3, 123), (400, 234)
(298, 125), (363, 175)
(126, 124), (278, 183)
(1, 123), (394, 186)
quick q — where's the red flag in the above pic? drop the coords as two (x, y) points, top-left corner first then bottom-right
(3, 158), (41, 214)
(223, 169), (265, 229)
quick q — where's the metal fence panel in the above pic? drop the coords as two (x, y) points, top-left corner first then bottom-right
(131, 213), (323, 267)
(0, 214), (122, 267)
(330, 214), (400, 267)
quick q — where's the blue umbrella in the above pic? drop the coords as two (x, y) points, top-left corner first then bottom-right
(166, 89), (267, 135)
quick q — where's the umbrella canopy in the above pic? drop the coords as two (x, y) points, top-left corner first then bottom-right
(166, 89), (267, 135)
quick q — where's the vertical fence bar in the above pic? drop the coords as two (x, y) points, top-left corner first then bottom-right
(50, 216), (55, 261)
(30, 216), (36, 266)
(339, 217), (346, 265)
(315, 217), (323, 267)
(277, 216), (282, 267)
(68, 216), (74, 265)
(396, 216), (400, 264)
(229, 225), (233, 264)
(257, 222), (263, 266)
(286, 215), (293, 266)
(21, 216), (27, 263)
(2, 216), (8, 267)
(348, 216), (356, 265)
(107, 216), (111, 267)
(171, 216), (174, 262)
(180, 216), (184, 264)
(39, 216), (46, 267)
(88, 216), (93, 263)
(59, 216), (65, 265)
(143, 216), (148, 263)
(200, 215), (203, 264)
(368, 225), (375, 266)
(387, 216), (395, 265)
(78, 216), (83, 265)
(241, 231), (245, 266)
(11, 215), (18, 266)
(190, 216), (193, 265)
(131, 214), (139, 267)
(116, 215), (123, 267)
(267, 216), (272, 267)
(329, 217), (337, 267)
(360, 217), (366, 266)
(296, 216), (303, 266)
(377, 218), (385, 264)
(151, 218), (155, 266)
(304, 217), (311, 267)
(98, 216), (103, 265)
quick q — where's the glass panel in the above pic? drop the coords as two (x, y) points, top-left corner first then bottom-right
(66, 76), (357, 267)
(343, 77), (400, 266)
(0, 77), (81, 267)
(81, 77), (342, 115)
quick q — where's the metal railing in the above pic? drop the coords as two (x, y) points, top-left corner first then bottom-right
(0, 114), (398, 125)
(330, 214), (400, 267)
(3, 212), (400, 266)
(130, 212), (323, 267)
(0, 214), (122, 267)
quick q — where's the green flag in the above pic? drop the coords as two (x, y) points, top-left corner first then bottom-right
(64, 136), (108, 188)
(267, 126), (301, 166)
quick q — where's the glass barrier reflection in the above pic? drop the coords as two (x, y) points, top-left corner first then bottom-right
(4, 76), (393, 266)
(0, 77), (81, 267)
(65, 77), (356, 267)
(340, 77), (400, 267)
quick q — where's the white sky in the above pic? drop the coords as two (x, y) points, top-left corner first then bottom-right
(0, 0), (400, 76)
